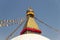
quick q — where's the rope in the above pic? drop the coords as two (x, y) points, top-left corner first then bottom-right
(35, 17), (60, 33)
(6, 19), (25, 40)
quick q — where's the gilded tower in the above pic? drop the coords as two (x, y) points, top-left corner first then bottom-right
(20, 8), (41, 34)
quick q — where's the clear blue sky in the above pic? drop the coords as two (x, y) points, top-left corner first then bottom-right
(0, 0), (60, 40)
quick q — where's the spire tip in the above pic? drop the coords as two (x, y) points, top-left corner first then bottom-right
(28, 7), (33, 11)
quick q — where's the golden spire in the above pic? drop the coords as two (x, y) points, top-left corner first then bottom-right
(20, 7), (41, 35)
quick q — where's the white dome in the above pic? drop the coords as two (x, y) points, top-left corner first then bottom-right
(11, 34), (50, 40)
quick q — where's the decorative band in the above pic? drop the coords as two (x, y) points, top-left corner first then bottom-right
(20, 27), (41, 35)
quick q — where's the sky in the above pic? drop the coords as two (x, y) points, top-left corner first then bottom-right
(0, 0), (60, 40)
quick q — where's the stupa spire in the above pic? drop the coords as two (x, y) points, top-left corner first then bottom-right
(20, 7), (41, 35)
